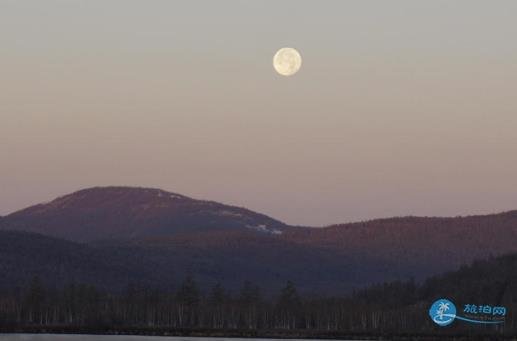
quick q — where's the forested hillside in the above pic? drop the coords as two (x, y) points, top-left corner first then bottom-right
(1, 253), (516, 338)
(0, 230), (173, 291)
(3, 187), (517, 294)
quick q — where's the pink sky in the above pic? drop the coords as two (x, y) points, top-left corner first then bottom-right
(2, 1), (517, 226)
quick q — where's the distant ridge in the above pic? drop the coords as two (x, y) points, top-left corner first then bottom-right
(2, 186), (287, 242)
(2, 186), (517, 293)
(0, 229), (171, 291)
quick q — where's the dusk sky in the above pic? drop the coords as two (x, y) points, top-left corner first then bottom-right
(2, 1), (517, 226)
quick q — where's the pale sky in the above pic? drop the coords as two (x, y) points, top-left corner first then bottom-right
(1, 1), (517, 226)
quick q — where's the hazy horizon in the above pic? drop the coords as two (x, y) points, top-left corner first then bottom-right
(2, 1), (517, 226)
(2, 185), (517, 228)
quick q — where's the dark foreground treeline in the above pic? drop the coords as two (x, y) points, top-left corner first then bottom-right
(2, 253), (517, 338)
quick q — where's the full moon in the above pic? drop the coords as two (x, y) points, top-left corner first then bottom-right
(273, 47), (302, 76)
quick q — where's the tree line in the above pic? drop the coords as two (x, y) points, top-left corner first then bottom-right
(0, 268), (515, 338)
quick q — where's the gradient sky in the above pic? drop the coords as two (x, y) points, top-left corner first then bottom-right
(2, 1), (517, 226)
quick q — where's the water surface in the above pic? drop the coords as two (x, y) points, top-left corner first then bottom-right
(0, 335), (356, 341)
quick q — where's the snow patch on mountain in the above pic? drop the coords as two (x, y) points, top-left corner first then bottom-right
(216, 210), (244, 218)
(246, 224), (283, 235)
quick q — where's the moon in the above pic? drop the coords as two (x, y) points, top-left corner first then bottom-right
(273, 47), (302, 76)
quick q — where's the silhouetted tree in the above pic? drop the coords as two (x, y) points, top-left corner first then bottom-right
(24, 276), (45, 324)
(276, 281), (301, 329)
(176, 275), (200, 327)
(208, 283), (227, 328)
(238, 280), (262, 329)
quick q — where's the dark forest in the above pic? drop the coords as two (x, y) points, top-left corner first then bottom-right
(2, 252), (517, 339)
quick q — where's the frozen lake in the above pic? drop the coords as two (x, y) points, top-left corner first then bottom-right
(0, 335), (357, 341)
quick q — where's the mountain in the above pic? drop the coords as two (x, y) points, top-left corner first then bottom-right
(0, 228), (385, 294)
(281, 212), (517, 280)
(0, 230), (174, 291)
(2, 186), (517, 294)
(110, 210), (517, 292)
(1, 187), (287, 242)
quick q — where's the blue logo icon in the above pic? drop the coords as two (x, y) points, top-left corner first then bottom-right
(429, 298), (506, 327)
(429, 299), (456, 326)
